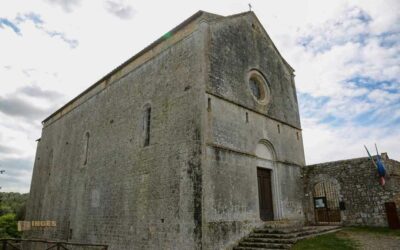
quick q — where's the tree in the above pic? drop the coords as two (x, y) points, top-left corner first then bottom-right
(0, 192), (29, 239)
(0, 213), (20, 238)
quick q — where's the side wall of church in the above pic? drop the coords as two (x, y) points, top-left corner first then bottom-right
(25, 23), (208, 249)
(303, 156), (400, 227)
(201, 14), (305, 249)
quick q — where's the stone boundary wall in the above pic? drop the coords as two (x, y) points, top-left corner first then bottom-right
(303, 154), (400, 227)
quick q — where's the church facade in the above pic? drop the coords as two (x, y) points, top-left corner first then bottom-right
(26, 11), (305, 249)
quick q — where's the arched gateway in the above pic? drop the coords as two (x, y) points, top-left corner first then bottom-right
(313, 181), (341, 224)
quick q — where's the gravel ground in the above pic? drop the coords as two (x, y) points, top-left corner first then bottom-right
(338, 230), (400, 250)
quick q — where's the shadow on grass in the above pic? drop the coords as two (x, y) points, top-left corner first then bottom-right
(346, 226), (400, 237)
(292, 232), (358, 250)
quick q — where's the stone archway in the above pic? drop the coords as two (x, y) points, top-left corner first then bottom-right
(255, 140), (276, 161)
(254, 140), (281, 221)
(313, 180), (341, 224)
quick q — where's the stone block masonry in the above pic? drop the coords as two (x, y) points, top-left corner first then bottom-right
(303, 154), (400, 227)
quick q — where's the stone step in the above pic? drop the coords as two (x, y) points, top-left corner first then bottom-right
(256, 225), (336, 233)
(292, 227), (343, 243)
(295, 226), (341, 238)
(233, 247), (275, 250)
(249, 232), (298, 239)
(262, 220), (303, 229)
(252, 226), (340, 238)
(238, 241), (291, 249)
(243, 237), (296, 244)
(233, 248), (277, 250)
(233, 226), (342, 250)
(258, 226), (319, 234)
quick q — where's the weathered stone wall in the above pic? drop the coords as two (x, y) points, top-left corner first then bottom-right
(25, 16), (208, 249)
(202, 13), (305, 249)
(206, 13), (301, 129)
(303, 155), (400, 227)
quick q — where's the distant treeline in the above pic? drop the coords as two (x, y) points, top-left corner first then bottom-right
(0, 192), (29, 238)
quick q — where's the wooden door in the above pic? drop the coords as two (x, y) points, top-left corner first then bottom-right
(385, 202), (400, 229)
(313, 181), (341, 224)
(257, 168), (274, 221)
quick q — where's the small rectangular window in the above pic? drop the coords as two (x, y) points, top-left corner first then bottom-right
(84, 132), (90, 165)
(144, 107), (151, 147)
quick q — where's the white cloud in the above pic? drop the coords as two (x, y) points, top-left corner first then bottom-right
(268, 1), (400, 166)
(302, 115), (400, 164)
(105, 0), (136, 19)
(45, 0), (82, 13)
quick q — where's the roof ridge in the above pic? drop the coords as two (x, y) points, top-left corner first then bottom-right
(225, 11), (252, 18)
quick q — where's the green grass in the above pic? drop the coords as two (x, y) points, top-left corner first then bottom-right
(292, 232), (358, 250)
(346, 226), (400, 236)
(292, 226), (400, 250)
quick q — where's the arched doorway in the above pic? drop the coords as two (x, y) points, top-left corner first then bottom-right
(313, 181), (341, 224)
(255, 140), (276, 221)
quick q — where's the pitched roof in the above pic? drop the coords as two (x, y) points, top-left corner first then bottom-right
(42, 10), (294, 125)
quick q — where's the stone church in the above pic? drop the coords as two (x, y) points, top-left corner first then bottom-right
(25, 10), (399, 249)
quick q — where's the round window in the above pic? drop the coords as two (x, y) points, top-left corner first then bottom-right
(247, 70), (270, 105)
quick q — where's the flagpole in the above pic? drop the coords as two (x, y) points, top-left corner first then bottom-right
(375, 143), (380, 156)
(364, 145), (377, 168)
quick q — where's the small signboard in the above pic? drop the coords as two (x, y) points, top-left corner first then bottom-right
(314, 197), (327, 208)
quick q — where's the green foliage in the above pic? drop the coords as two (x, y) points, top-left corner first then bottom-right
(0, 192), (29, 239)
(0, 204), (13, 216)
(0, 213), (21, 238)
(0, 192), (28, 218)
(292, 232), (358, 250)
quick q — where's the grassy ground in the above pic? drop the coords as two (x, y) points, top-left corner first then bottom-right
(346, 226), (400, 237)
(292, 227), (400, 250)
(292, 231), (358, 250)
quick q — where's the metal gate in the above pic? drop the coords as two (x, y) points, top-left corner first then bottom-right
(313, 181), (341, 224)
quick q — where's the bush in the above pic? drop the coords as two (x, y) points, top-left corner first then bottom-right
(0, 192), (28, 239)
(0, 213), (21, 238)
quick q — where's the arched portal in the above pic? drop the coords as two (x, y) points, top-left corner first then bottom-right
(255, 140), (275, 161)
(255, 140), (278, 221)
(313, 181), (341, 223)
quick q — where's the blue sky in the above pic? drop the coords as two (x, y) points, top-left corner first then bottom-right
(0, 0), (399, 192)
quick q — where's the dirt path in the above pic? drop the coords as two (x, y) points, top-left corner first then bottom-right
(337, 230), (400, 250)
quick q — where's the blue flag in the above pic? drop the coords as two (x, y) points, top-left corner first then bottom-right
(364, 144), (386, 186)
(375, 152), (386, 178)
